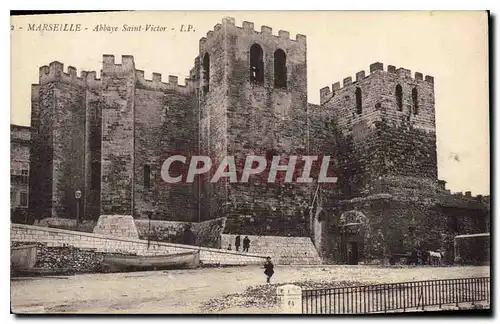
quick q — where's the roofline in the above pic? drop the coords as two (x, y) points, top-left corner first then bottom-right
(454, 233), (490, 239)
(11, 124), (31, 130)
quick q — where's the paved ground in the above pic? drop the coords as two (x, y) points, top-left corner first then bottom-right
(10, 265), (489, 314)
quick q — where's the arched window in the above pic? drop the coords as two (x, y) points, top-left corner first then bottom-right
(396, 84), (403, 111)
(412, 87), (419, 115)
(274, 49), (287, 88)
(202, 53), (210, 94)
(144, 165), (151, 191)
(355, 87), (362, 114)
(250, 44), (264, 85)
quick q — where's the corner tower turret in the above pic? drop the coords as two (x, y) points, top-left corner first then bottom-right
(320, 62), (437, 196)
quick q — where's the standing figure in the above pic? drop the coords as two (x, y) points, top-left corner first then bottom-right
(243, 236), (251, 252)
(235, 235), (241, 252)
(264, 257), (275, 284)
(227, 244), (232, 251)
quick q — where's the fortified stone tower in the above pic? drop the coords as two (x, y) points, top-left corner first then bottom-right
(30, 61), (101, 220)
(198, 17), (312, 235)
(319, 62), (437, 197)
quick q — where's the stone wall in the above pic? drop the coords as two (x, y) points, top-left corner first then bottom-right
(221, 234), (321, 265)
(100, 55), (136, 216)
(34, 217), (96, 233)
(30, 61), (102, 221)
(10, 125), (31, 209)
(318, 177), (490, 265)
(12, 242), (107, 273)
(133, 71), (198, 221)
(11, 224), (266, 266)
(93, 215), (139, 239)
(135, 217), (226, 248)
(318, 63), (437, 197)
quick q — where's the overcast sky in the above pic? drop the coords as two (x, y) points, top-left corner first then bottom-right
(10, 11), (489, 195)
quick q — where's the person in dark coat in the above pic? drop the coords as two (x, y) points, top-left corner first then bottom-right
(243, 236), (250, 252)
(235, 235), (241, 252)
(264, 257), (274, 283)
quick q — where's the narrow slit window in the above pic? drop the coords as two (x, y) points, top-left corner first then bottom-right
(20, 191), (28, 207)
(250, 44), (264, 85)
(202, 53), (210, 94)
(144, 165), (151, 191)
(396, 84), (403, 111)
(412, 87), (419, 115)
(274, 49), (287, 88)
(355, 87), (362, 114)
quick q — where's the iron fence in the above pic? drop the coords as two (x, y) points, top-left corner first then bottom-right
(302, 277), (490, 314)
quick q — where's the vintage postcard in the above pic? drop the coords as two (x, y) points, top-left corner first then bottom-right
(10, 11), (490, 314)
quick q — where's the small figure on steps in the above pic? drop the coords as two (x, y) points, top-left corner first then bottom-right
(243, 236), (250, 252)
(235, 235), (241, 252)
(227, 244), (232, 251)
(264, 256), (274, 284)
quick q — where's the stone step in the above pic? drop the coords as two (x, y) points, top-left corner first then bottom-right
(221, 234), (322, 265)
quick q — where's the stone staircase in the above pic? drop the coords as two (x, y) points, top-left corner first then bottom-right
(221, 234), (322, 265)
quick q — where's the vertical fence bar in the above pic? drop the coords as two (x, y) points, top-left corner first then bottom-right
(327, 289), (330, 313)
(302, 291), (305, 314)
(474, 278), (478, 302)
(480, 278), (484, 302)
(430, 280), (434, 307)
(345, 288), (348, 314)
(487, 278), (490, 304)
(338, 288), (341, 314)
(438, 280), (442, 308)
(350, 287), (354, 314)
(447, 279), (450, 305)
(319, 290), (323, 314)
(367, 286), (370, 313)
(364, 286), (367, 314)
(327, 289), (330, 314)
(343, 288), (346, 314)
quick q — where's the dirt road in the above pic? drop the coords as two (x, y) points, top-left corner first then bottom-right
(10, 265), (489, 314)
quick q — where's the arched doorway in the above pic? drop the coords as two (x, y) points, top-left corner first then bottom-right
(339, 210), (368, 265)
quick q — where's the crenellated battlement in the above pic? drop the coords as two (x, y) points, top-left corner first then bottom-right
(452, 191), (489, 202)
(38, 61), (101, 88)
(135, 70), (196, 95)
(102, 54), (135, 73)
(320, 62), (434, 105)
(199, 16), (306, 50)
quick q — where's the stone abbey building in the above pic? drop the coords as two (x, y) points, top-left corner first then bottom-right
(27, 17), (489, 264)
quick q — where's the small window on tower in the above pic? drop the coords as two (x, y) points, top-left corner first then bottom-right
(144, 165), (151, 191)
(396, 84), (403, 111)
(250, 44), (264, 85)
(412, 87), (419, 115)
(355, 87), (362, 114)
(274, 49), (287, 88)
(202, 53), (210, 94)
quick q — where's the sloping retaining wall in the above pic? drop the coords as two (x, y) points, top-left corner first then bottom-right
(32, 216), (227, 249)
(11, 224), (266, 267)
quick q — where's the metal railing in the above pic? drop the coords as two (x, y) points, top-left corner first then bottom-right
(302, 277), (490, 314)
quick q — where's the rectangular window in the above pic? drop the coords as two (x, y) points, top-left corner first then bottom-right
(144, 165), (151, 191)
(20, 191), (28, 207)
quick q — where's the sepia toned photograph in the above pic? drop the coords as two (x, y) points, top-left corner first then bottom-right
(9, 10), (490, 315)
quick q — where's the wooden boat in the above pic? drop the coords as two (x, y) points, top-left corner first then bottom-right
(100, 250), (201, 272)
(11, 245), (37, 270)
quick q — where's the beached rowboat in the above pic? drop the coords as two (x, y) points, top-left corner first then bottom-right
(100, 250), (201, 272)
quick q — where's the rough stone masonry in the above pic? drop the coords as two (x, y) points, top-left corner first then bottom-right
(28, 17), (489, 264)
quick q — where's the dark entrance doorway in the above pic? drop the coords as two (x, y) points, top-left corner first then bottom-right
(347, 241), (359, 265)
